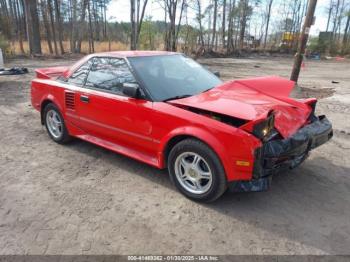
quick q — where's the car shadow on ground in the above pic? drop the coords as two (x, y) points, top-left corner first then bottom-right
(67, 139), (350, 254)
(207, 157), (350, 254)
(67, 138), (173, 189)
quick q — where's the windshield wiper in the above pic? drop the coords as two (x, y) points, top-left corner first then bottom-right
(163, 94), (192, 102)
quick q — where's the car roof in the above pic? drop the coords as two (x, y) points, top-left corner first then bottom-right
(63, 51), (179, 79)
(91, 50), (178, 58)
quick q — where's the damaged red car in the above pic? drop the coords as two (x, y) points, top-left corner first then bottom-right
(31, 51), (333, 202)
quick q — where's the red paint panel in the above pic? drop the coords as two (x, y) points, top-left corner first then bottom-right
(30, 54), (318, 184)
(169, 76), (311, 138)
(35, 66), (69, 79)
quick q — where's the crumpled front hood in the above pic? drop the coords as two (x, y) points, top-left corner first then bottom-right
(169, 76), (312, 138)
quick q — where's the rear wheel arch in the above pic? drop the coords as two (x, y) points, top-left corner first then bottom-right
(43, 103), (72, 144)
(40, 99), (55, 125)
(40, 98), (64, 125)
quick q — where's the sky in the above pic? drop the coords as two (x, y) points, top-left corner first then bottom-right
(106, 0), (331, 36)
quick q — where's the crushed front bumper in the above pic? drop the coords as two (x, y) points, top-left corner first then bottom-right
(230, 115), (333, 192)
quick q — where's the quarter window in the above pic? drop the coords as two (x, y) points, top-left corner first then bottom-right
(67, 60), (92, 86)
(85, 57), (137, 95)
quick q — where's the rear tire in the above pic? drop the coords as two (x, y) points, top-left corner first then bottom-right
(43, 103), (72, 144)
(168, 139), (227, 202)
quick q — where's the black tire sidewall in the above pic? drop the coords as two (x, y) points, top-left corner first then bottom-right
(168, 139), (227, 202)
(43, 103), (70, 144)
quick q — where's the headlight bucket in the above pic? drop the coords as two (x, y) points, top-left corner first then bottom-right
(252, 113), (275, 141)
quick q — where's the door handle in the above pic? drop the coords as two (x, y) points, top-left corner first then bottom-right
(80, 95), (89, 103)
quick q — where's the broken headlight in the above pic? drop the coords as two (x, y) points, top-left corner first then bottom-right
(252, 114), (275, 141)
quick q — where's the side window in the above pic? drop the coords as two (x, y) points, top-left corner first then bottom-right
(85, 57), (137, 95)
(67, 60), (92, 86)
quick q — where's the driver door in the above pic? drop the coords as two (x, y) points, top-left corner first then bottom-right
(76, 57), (158, 158)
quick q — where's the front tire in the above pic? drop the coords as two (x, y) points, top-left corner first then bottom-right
(168, 139), (227, 202)
(43, 103), (72, 144)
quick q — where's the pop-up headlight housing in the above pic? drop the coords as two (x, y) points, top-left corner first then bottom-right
(252, 113), (275, 141)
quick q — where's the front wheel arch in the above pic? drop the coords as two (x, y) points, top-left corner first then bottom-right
(163, 134), (195, 166)
(167, 138), (228, 202)
(162, 134), (228, 179)
(160, 128), (228, 169)
(163, 135), (222, 166)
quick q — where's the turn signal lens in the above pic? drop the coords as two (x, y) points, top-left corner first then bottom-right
(236, 160), (250, 167)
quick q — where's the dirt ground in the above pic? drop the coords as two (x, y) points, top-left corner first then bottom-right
(0, 56), (349, 255)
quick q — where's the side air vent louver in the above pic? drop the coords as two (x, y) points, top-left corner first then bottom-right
(65, 92), (75, 110)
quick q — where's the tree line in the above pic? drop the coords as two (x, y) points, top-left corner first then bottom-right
(0, 0), (349, 56)
(0, 0), (110, 55)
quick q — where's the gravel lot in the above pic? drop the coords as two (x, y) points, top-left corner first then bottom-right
(0, 56), (349, 255)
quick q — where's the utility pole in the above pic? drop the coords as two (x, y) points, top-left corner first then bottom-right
(290, 0), (318, 82)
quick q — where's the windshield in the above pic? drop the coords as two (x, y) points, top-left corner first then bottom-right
(127, 54), (222, 101)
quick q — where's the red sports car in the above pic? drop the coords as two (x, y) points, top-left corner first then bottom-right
(31, 51), (333, 202)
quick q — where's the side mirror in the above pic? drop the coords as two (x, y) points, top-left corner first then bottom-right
(123, 83), (140, 98)
(213, 71), (220, 77)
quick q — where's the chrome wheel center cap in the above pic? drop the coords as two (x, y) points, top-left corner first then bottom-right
(188, 168), (197, 178)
